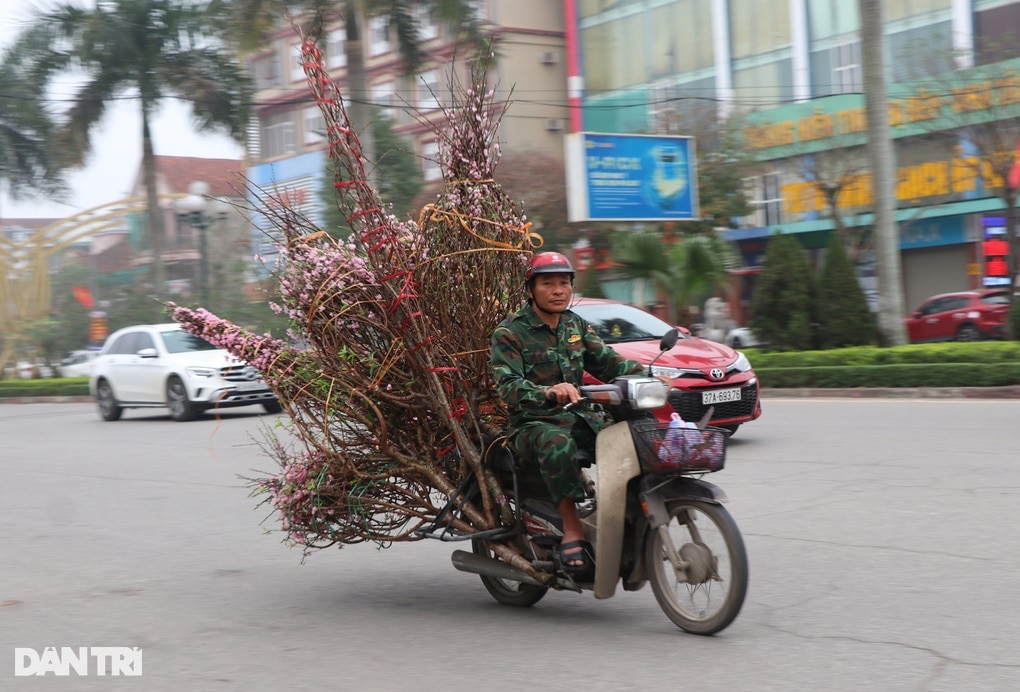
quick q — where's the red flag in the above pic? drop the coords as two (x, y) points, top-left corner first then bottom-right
(72, 286), (94, 309)
(1008, 138), (1020, 189)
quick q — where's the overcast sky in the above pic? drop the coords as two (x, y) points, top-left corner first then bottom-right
(0, 0), (245, 220)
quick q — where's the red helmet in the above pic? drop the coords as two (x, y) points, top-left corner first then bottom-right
(524, 252), (575, 282)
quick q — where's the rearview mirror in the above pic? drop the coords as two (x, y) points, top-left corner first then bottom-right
(659, 328), (679, 352)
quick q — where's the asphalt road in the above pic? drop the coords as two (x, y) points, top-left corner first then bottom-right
(2, 398), (1019, 691)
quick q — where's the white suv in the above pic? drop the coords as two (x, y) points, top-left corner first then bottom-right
(89, 323), (281, 421)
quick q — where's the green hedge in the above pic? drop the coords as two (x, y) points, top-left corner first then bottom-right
(747, 341), (1020, 388)
(3, 343), (1020, 396)
(758, 362), (1020, 388)
(0, 378), (90, 398)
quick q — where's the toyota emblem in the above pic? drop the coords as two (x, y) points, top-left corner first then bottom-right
(709, 368), (725, 381)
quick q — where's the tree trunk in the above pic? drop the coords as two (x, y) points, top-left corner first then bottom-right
(1006, 192), (1018, 335)
(345, 2), (376, 185)
(859, 0), (908, 345)
(141, 111), (165, 300)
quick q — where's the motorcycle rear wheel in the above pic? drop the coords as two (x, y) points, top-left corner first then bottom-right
(645, 500), (748, 635)
(471, 539), (549, 607)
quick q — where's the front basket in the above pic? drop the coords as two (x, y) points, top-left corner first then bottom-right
(630, 420), (727, 476)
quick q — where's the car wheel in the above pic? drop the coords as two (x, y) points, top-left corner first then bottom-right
(95, 379), (123, 421)
(262, 400), (283, 414)
(166, 376), (201, 421)
(956, 324), (981, 342)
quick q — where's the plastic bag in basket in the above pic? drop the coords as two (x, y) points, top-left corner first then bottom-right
(657, 412), (696, 464)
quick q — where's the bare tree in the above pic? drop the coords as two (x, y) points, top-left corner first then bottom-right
(912, 74), (1020, 323)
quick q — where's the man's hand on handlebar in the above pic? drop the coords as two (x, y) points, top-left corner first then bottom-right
(545, 382), (582, 406)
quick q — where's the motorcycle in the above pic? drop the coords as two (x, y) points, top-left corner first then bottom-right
(417, 330), (748, 635)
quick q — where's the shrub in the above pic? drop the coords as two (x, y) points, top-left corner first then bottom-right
(750, 233), (816, 350)
(817, 234), (877, 348)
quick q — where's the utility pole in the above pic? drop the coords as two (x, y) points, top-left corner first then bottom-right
(859, 0), (908, 345)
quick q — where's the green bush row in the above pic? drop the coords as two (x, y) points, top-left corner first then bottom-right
(747, 341), (1020, 368)
(757, 362), (1020, 388)
(0, 378), (90, 398)
(3, 343), (1020, 397)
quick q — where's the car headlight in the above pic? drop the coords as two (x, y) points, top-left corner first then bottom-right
(649, 365), (686, 379)
(731, 352), (752, 372)
(185, 366), (218, 379)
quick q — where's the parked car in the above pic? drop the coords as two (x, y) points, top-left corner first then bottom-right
(89, 323), (281, 421)
(58, 350), (99, 378)
(904, 289), (1009, 343)
(724, 326), (763, 350)
(571, 298), (762, 435)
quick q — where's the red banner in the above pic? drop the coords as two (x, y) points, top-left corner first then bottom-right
(72, 286), (94, 309)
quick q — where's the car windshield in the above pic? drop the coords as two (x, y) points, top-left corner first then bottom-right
(160, 330), (218, 353)
(570, 302), (673, 343)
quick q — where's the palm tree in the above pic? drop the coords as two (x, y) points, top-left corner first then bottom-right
(0, 37), (66, 203)
(668, 232), (737, 322)
(218, 0), (485, 171)
(613, 230), (673, 312)
(614, 229), (737, 326)
(22, 0), (251, 300)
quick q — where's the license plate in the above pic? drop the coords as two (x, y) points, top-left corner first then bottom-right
(702, 388), (741, 405)
(234, 380), (267, 392)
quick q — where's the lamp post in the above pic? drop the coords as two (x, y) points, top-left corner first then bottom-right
(175, 181), (230, 305)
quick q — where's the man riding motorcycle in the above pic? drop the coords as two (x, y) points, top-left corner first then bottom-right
(490, 252), (669, 576)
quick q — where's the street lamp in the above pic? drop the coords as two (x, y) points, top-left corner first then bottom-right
(174, 181), (230, 305)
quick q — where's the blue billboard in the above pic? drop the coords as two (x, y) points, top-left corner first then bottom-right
(566, 132), (699, 222)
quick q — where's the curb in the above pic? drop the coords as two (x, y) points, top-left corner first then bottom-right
(0, 396), (94, 404)
(762, 385), (1020, 399)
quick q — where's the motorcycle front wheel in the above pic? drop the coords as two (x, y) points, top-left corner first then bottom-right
(645, 499), (748, 635)
(471, 539), (549, 607)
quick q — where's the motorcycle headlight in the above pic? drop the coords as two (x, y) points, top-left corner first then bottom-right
(185, 366), (217, 379)
(731, 352), (752, 372)
(626, 377), (669, 410)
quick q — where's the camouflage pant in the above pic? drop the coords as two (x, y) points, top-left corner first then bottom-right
(510, 417), (597, 502)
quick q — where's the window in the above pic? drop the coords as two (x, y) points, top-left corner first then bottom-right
(253, 53), (281, 90)
(415, 5), (438, 41)
(730, 0), (791, 58)
(327, 29), (347, 69)
(830, 42), (862, 95)
(467, 0), (488, 21)
(421, 140), (441, 181)
(418, 70), (440, 110)
(108, 333), (140, 355)
(290, 44), (305, 83)
(650, 0), (713, 78)
(370, 16), (390, 56)
(372, 80), (395, 117)
(744, 173), (783, 227)
(303, 106), (325, 145)
(261, 111), (297, 158)
(161, 331), (216, 353)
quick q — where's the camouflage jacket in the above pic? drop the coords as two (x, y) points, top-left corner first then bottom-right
(490, 304), (645, 433)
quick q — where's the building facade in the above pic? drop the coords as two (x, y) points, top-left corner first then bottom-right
(574, 0), (1020, 320)
(245, 1), (569, 269)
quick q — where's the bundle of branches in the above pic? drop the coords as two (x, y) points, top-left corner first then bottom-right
(169, 34), (540, 566)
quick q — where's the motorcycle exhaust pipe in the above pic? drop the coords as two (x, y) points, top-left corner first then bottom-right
(450, 550), (544, 586)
